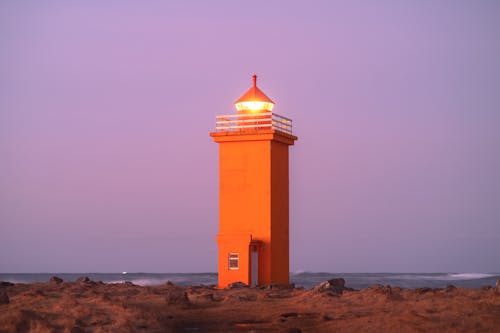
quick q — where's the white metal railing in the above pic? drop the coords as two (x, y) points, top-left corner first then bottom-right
(215, 112), (293, 135)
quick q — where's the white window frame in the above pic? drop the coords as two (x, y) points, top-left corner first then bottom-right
(228, 253), (239, 270)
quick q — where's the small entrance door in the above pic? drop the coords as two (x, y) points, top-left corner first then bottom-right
(250, 247), (258, 287)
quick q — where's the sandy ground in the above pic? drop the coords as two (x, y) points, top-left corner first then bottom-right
(1, 278), (499, 333)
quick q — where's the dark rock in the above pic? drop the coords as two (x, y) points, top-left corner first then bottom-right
(312, 278), (346, 294)
(445, 285), (457, 292)
(123, 281), (135, 286)
(496, 279), (500, 293)
(481, 285), (492, 291)
(227, 281), (248, 289)
(0, 281), (14, 287)
(312, 281), (331, 291)
(76, 276), (96, 287)
(166, 288), (190, 305)
(280, 312), (298, 318)
(415, 287), (433, 295)
(50, 276), (63, 284)
(328, 278), (345, 288)
(71, 327), (85, 333)
(76, 276), (91, 283)
(165, 281), (174, 286)
(322, 314), (334, 321)
(286, 328), (302, 333)
(0, 290), (9, 304)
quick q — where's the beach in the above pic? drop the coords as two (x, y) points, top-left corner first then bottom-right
(1, 278), (499, 333)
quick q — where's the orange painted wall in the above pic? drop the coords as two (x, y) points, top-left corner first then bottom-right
(270, 140), (290, 284)
(211, 130), (296, 288)
(216, 233), (251, 286)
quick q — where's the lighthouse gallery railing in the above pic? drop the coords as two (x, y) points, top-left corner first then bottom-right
(215, 112), (293, 135)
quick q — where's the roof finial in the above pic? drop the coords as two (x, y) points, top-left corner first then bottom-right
(252, 74), (257, 87)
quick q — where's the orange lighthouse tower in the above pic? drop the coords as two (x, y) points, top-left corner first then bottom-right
(210, 75), (297, 288)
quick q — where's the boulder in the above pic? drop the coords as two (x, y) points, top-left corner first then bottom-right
(76, 276), (91, 283)
(496, 279), (500, 293)
(0, 281), (14, 287)
(312, 278), (346, 294)
(166, 288), (190, 305)
(49, 276), (63, 284)
(227, 281), (248, 289)
(328, 278), (345, 289)
(0, 290), (9, 304)
(445, 285), (457, 292)
(76, 276), (96, 286)
(312, 281), (330, 291)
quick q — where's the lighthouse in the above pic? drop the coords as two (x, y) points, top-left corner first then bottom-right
(210, 75), (297, 288)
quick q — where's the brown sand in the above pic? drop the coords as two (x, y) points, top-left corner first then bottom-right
(1, 279), (499, 333)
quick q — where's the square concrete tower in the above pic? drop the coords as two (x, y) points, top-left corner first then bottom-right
(210, 75), (297, 288)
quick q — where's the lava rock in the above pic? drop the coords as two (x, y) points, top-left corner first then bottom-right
(322, 314), (334, 321)
(50, 276), (63, 284)
(0, 290), (9, 304)
(286, 328), (302, 333)
(166, 288), (190, 305)
(445, 285), (457, 292)
(312, 278), (346, 294)
(227, 281), (248, 289)
(76, 276), (91, 283)
(76, 276), (96, 287)
(415, 287), (433, 295)
(0, 282), (14, 287)
(328, 278), (345, 289)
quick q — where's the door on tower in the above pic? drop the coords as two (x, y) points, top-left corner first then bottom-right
(250, 245), (259, 287)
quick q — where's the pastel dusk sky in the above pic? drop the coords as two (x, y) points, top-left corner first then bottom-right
(1, 1), (499, 273)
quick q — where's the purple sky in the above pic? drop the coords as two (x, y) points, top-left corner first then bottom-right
(1, 1), (499, 273)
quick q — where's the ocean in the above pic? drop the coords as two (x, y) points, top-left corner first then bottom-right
(1, 272), (498, 289)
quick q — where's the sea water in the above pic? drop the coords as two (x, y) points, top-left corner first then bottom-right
(1, 272), (498, 289)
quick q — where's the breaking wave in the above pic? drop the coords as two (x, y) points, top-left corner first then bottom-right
(445, 273), (495, 280)
(1, 272), (498, 289)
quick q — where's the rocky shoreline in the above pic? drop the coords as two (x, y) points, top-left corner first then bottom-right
(1, 277), (499, 332)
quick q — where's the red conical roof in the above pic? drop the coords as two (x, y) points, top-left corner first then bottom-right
(234, 75), (275, 104)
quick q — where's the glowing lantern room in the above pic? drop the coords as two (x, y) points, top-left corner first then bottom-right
(234, 75), (275, 113)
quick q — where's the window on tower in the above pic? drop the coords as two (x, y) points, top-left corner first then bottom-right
(228, 253), (239, 270)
